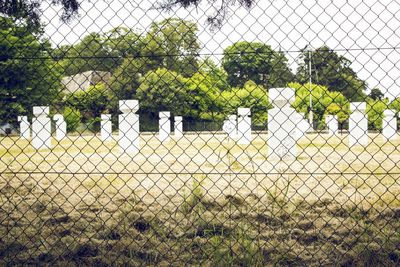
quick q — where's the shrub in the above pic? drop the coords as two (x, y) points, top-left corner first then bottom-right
(64, 107), (82, 133)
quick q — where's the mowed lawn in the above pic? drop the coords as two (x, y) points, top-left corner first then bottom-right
(0, 132), (399, 206)
(0, 132), (399, 265)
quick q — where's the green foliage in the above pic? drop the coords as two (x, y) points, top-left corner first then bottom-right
(197, 58), (230, 92)
(142, 18), (200, 77)
(0, 17), (62, 123)
(136, 68), (192, 116)
(389, 97), (400, 115)
(65, 83), (113, 122)
(63, 106), (81, 132)
(181, 175), (206, 214)
(222, 41), (293, 88)
(157, 0), (257, 29)
(367, 98), (388, 130)
(0, 0), (80, 30)
(219, 81), (271, 124)
(103, 27), (144, 58)
(369, 88), (385, 101)
(296, 46), (366, 101)
(109, 57), (143, 101)
(60, 32), (122, 76)
(290, 82), (349, 127)
(389, 97), (400, 129)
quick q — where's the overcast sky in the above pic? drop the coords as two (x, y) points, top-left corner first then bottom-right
(42, 0), (400, 99)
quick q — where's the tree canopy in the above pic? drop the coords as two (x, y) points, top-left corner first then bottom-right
(296, 46), (366, 102)
(0, 0), (80, 29)
(1, 0), (258, 29)
(156, 0), (256, 28)
(0, 17), (62, 123)
(222, 41), (293, 88)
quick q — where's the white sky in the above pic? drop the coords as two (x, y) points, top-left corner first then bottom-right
(42, 0), (400, 99)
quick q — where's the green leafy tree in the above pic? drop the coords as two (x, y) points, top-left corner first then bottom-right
(186, 70), (224, 120)
(197, 58), (230, 91)
(136, 68), (221, 121)
(63, 106), (81, 132)
(0, 18), (62, 123)
(136, 68), (194, 116)
(296, 46), (366, 101)
(110, 57), (143, 101)
(157, 0), (256, 28)
(0, 0), (80, 29)
(103, 27), (143, 58)
(219, 81), (271, 124)
(65, 83), (112, 122)
(290, 82), (349, 128)
(389, 97), (400, 129)
(222, 41), (293, 88)
(369, 88), (385, 101)
(142, 18), (201, 77)
(367, 98), (388, 130)
(60, 32), (121, 76)
(389, 97), (400, 114)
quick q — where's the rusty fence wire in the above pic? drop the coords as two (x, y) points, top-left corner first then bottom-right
(0, 0), (400, 265)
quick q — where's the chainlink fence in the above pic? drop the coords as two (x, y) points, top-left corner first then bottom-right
(1, 0), (400, 265)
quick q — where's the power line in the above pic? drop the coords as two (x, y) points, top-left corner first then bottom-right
(6, 45), (400, 61)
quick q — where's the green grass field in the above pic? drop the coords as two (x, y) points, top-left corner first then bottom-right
(0, 132), (399, 265)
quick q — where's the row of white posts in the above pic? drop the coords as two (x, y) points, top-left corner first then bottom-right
(325, 103), (398, 144)
(17, 89), (398, 158)
(223, 88), (398, 160)
(18, 100), (184, 152)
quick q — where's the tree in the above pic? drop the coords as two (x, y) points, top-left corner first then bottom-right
(296, 46), (366, 101)
(369, 88), (385, 101)
(60, 32), (121, 76)
(136, 68), (194, 116)
(63, 106), (81, 132)
(65, 83), (112, 122)
(290, 82), (349, 128)
(219, 81), (271, 124)
(0, 17), (62, 123)
(109, 57), (143, 101)
(196, 58), (230, 92)
(156, 0), (256, 28)
(222, 41), (293, 88)
(142, 18), (201, 77)
(389, 97), (400, 129)
(389, 97), (400, 115)
(1, 0), (258, 29)
(136, 68), (220, 120)
(0, 0), (80, 29)
(367, 98), (388, 130)
(103, 27), (144, 58)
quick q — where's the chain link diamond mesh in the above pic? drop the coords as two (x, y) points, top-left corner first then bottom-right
(0, 0), (399, 265)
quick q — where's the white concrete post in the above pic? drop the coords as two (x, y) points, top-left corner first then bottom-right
(382, 109), (397, 140)
(101, 114), (113, 141)
(326, 115), (338, 135)
(222, 115), (238, 141)
(349, 102), (368, 146)
(32, 106), (51, 150)
(159, 111), (171, 142)
(53, 114), (66, 141)
(268, 87), (297, 160)
(299, 112), (311, 133)
(237, 108), (251, 145)
(119, 100), (139, 155)
(17, 115), (30, 139)
(294, 112), (310, 141)
(174, 116), (183, 138)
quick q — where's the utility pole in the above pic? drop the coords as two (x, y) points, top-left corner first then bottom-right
(308, 47), (313, 129)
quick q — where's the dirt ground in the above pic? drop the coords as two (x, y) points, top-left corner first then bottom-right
(0, 132), (399, 265)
